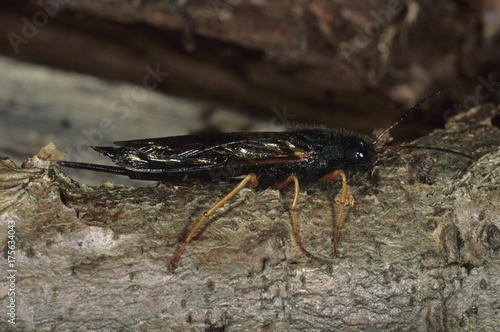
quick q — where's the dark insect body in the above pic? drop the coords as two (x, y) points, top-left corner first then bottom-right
(61, 129), (373, 185)
(59, 129), (372, 269)
(58, 87), (455, 271)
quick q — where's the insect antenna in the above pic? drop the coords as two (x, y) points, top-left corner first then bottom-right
(371, 85), (474, 160)
(383, 145), (474, 160)
(373, 85), (458, 145)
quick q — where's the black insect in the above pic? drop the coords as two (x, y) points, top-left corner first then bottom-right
(58, 87), (456, 271)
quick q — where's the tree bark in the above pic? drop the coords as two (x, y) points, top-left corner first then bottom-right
(0, 0), (489, 139)
(1, 105), (499, 331)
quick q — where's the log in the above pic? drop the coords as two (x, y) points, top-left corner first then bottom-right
(0, 0), (488, 139)
(1, 105), (499, 331)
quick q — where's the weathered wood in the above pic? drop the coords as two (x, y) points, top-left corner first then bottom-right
(1, 105), (499, 331)
(0, 0), (488, 139)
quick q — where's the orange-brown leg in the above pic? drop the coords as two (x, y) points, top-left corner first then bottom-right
(169, 173), (259, 271)
(277, 174), (321, 260)
(319, 170), (354, 255)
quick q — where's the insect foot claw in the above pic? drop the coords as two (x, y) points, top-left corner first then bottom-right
(168, 258), (178, 273)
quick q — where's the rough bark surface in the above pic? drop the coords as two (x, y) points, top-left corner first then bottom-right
(1, 106), (499, 331)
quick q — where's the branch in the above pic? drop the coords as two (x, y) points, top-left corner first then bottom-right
(1, 105), (499, 331)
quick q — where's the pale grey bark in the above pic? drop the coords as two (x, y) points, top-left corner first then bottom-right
(1, 105), (499, 331)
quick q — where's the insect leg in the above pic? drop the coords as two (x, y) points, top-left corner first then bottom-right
(169, 173), (259, 271)
(276, 175), (321, 260)
(319, 170), (354, 255)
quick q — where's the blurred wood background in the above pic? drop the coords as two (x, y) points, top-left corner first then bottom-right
(0, 0), (499, 155)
